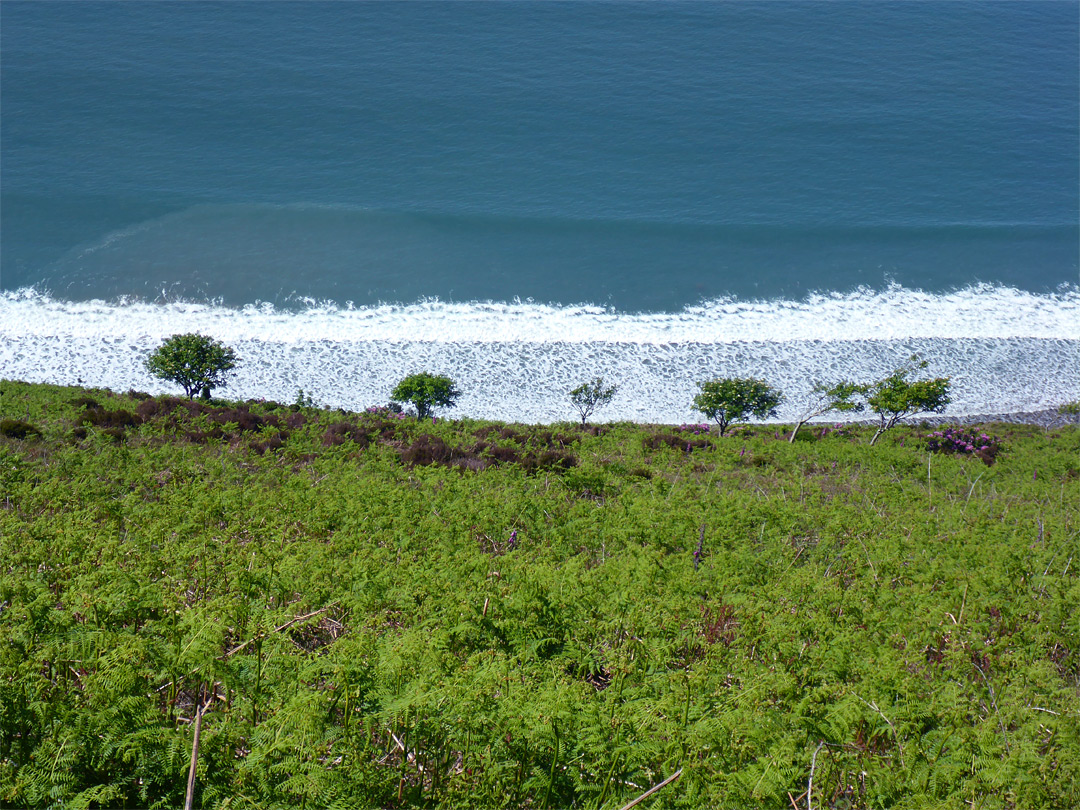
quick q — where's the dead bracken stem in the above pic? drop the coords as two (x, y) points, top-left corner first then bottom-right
(807, 740), (824, 810)
(615, 767), (683, 810)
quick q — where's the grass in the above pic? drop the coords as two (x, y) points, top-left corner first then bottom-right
(1, 379), (1077, 809)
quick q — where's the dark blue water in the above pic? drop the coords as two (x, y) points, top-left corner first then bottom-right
(3, 1), (1076, 310)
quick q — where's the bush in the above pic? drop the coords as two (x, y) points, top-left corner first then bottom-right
(145, 333), (238, 399)
(80, 408), (140, 429)
(0, 419), (42, 440)
(391, 372), (460, 419)
(569, 377), (618, 426)
(926, 428), (1003, 465)
(693, 377), (782, 436)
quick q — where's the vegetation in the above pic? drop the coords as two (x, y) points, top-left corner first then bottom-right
(788, 382), (867, 443)
(1058, 400), (1080, 424)
(823, 356), (951, 446)
(0, 419), (42, 440)
(693, 377), (782, 436)
(391, 372), (460, 419)
(569, 378), (618, 426)
(145, 334), (238, 400)
(1, 379), (1078, 809)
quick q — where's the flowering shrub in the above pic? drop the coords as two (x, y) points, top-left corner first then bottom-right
(926, 428), (1003, 465)
(365, 405), (408, 420)
(677, 423), (712, 436)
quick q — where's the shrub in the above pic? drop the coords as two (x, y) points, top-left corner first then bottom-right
(677, 423), (712, 436)
(693, 377), (782, 436)
(569, 377), (618, 426)
(521, 449), (578, 474)
(69, 396), (101, 410)
(80, 408), (140, 429)
(145, 333), (238, 399)
(0, 419), (42, 440)
(391, 372), (460, 419)
(209, 407), (264, 432)
(926, 428), (1003, 465)
(401, 434), (455, 466)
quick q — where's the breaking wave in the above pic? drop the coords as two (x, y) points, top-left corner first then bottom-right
(2, 283), (1078, 423)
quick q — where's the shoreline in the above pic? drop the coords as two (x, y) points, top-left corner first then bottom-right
(791, 408), (1075, 432)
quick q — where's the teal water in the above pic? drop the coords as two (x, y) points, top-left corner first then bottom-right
(1, 1), (1077, 419)
(3, 1), (1076, 308)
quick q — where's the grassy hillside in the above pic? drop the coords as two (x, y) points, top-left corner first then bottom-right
(1, 380), (1077, 809)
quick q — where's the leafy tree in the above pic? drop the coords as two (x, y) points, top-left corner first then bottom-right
(693, 377), (782, 436)
(824, 356), (950, 445)
(569, 377), (618, 426)
(145, 333), (238, 399)
(864, 356), (950, 445)
(391, 372), (460, 419)
(788, 381), (866, 443)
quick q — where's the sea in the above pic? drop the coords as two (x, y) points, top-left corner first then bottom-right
(2, 1), (1077, 423)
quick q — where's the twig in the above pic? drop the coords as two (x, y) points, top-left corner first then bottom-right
(183, 685), (215, 810)
(927, 453), (932, 511)
(807, 740), (824, 810)
(852, 693), (905, 767)
(973, 664), (1010, 755)
(1026, 706), (1060, 716)
(222, 604), (335, 658)
(694, 523), (706, 571)
(615, 768), (683, 810)
(782, 545), (805, 574)
(964, 472), (984, 508)
(855, 535), (877, 581)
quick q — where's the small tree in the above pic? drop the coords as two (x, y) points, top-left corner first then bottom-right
(1057, 400), (1080, 426)
(145, 333), (238, 400)
(834, 356), (949, 445)
(788, 381), (867, 443)
(391, 372), (460, 419)
(693, 377), (782, 436)
(569, 377), (618, 426)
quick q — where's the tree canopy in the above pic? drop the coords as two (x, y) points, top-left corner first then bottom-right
(693, 377), (782, 435)
(391, 372), (460, 419)
(145, 333), (238, 399)
(569, 377), (618, 426)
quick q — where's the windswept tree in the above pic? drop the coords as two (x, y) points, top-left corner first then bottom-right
(145, 333), (238, 400)
(693, 377), (782, 436)
(788, 381), (867, 442)
(391, 372), (460, 419)
(569, 377), (618, 426)
(864, 357), (950, 444)
(820, 355), (951, 445)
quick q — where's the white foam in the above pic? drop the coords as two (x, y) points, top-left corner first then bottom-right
(2, 284), (1078, 423)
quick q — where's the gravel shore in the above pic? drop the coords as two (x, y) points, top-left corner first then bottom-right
(916, 409), (1077, 430)
(859, 409), (1076, 430)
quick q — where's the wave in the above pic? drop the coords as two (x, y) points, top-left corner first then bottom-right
(2, 284), (1077, 423)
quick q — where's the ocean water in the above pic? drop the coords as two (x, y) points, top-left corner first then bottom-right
(2, 2), (1078, 422)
